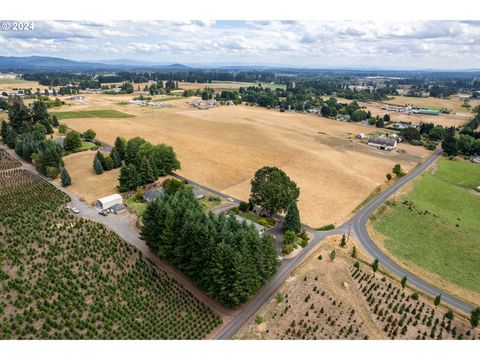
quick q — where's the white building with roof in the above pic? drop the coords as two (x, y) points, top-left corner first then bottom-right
(96, 194), (123, 210)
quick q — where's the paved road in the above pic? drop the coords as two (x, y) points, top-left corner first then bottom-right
(349, 149), (475, 314)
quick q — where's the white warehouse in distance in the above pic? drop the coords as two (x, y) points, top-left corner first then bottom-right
(96, 194), (123, 210)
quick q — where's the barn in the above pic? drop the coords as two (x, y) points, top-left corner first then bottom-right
(367, 137), (397, 151)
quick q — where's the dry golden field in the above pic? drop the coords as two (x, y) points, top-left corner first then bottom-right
(0, 80), (50, 92)
(54, 150), (121, 204)
(56, 93), (430, 227)
(360, 101), (469, 128)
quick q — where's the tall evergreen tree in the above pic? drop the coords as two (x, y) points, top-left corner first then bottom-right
(118, 163), (140, 191)
(93, 156), (104, 175)
(51, 115), (59, 127)
(139, 156), (156, 184)
(1, 120), (8, 140)
(283, 200), (302, 234)
(95, 150), (107, 169)
(125, 137), (146, 166)
(61, 167), (72, 187)
(114, 136), (127, 161)
(110, 147), (122, 168)
(31, 100), (49, 125)
(442, 127), (458, 156)
(8, 96), (31, 132)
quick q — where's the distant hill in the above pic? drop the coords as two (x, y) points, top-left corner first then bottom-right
(0, 56), (192, 72)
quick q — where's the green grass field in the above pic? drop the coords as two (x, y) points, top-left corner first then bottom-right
(198, 195), (222, 211)
(78, 141), (98, 151)
(125, 196), (148, 216)
(372, 158), (480, 294)
(0, 77), (28, 84)
(211, 81), (286, 91)
(434, 159), (480, 190)
(236, 210), (276, 227)
(52, 110), (134, 120)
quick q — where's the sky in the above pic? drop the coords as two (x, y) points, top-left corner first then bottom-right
(1, 20), (480, 69)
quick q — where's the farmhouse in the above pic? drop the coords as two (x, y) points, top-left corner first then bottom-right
(367, 137), (397, 151)
(55, 136), (65, 148)
(142, 188), (165, 202)
(192, 188), (206, 199)
(234, 215), (265, 234)
(66, 95), (85, 102)
(96, 194), (123, 210)
(391, 122), (411, 130)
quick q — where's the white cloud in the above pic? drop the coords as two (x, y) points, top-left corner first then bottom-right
(0, 20), (479, 68)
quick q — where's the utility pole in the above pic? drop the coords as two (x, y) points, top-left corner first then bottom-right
(346, 224), (351, 243)
(393, 188), (397, 203)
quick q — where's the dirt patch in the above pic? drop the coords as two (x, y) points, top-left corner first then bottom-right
(236, 235), (385, 340)
(54, 150), (120, 205)
(237, 235), (478, 340)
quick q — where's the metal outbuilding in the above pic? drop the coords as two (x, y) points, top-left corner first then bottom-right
(96, 194), (123, 210)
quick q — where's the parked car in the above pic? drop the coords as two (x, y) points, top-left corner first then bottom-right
(98, 209), (109, 216)
(227, 197), (235, 202)
(71, 207), (80, 214)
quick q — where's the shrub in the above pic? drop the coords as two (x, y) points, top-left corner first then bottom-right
(46, 166), (60, 179)
(238, 201), (249, 212)
(83, 129), (96, 141)
(58, 124), (68, 134)
(329, 250), (336, 262)
(255, 315), (264, 324)
(317, 224), (335, 231)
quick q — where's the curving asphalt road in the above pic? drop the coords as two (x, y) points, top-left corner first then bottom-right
(215, 148), (475, 339)
(349, 149), (475, 314)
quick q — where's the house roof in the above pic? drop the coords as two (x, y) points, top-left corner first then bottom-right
(234, 215), (265, 232)
(192, 188), (205, 197)
(142, 188), (164, 201)
(368, 137), (397, 147)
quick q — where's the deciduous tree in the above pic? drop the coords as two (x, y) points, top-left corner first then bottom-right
(250, 166), (300, 216)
